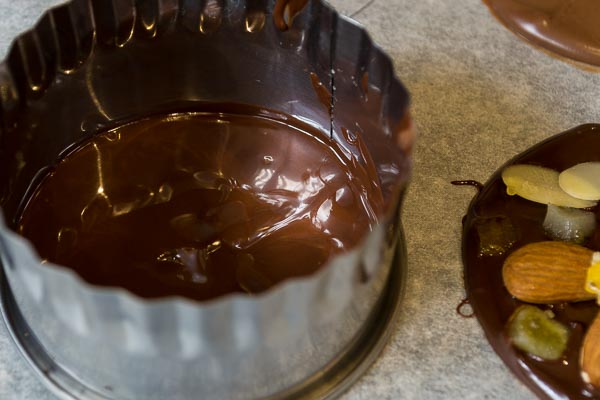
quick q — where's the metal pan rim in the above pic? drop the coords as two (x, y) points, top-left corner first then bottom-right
(0, 226), (407, 400)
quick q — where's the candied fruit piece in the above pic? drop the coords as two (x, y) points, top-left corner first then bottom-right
(475, 216), (518, 257)
(507, 305), (569, 360)
(543, 204), (596, 244)
(585, 252), (600, 304)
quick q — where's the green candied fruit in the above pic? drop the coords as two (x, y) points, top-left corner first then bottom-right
(507, 305), (569, 361)
(475, 216), (518, 257)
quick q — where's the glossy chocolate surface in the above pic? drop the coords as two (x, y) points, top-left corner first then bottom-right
(463, 124), (600, 399)
(484, 0), (600, 67)
(18, 106), (387, 301)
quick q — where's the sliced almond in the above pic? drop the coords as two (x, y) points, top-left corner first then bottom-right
(559, 162), (600, 201)
(502, 164), (596, 209)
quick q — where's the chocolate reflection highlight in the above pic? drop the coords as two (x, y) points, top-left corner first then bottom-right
(18, 105), (390, 301)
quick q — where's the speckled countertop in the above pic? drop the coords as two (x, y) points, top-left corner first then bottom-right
(1, 0), (599, 399)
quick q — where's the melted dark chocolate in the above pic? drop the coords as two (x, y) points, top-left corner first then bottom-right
(463, 124), (600, 399)
(483, 0), (600, 67)
(456, 298), (475, 318)
(451, 180), (483, 192)
(18, 106), (385, 301)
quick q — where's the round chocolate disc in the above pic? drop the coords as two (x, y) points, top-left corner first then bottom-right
(483, 0), (600, 67)
(462, 124), (600, 399)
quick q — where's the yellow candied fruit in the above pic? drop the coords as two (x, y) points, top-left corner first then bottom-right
(585, 252), (600, 305)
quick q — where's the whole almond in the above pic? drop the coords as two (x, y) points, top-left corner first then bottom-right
(502, 241), (595, 303)
(581, 314), (600, 388)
